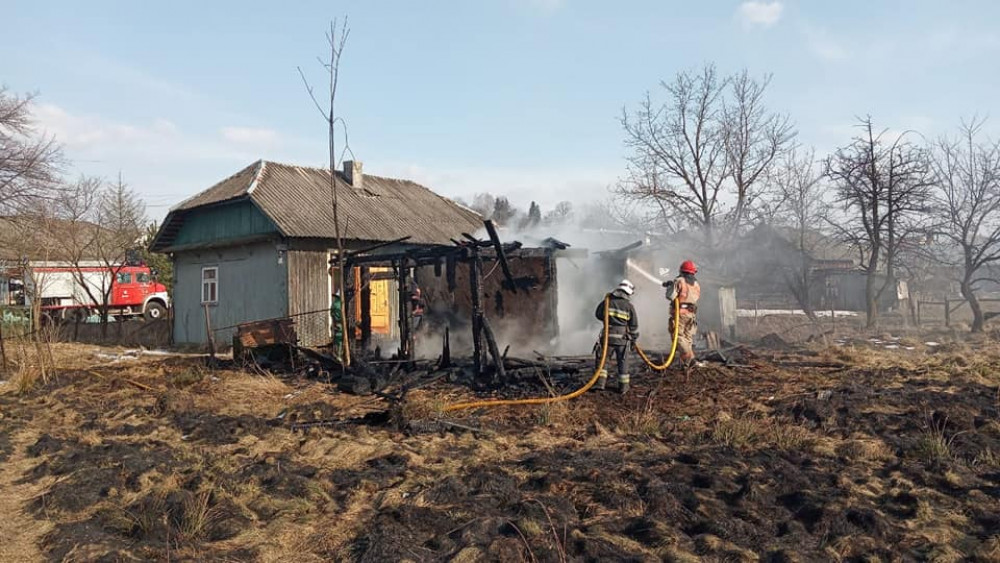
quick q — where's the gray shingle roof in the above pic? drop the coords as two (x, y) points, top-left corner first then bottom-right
(156, 160), (483, 250)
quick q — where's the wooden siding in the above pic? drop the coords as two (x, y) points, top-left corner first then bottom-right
(287, 250), (331, 346)
(173, 241), (287, 346)
(173, 200), (279, 247)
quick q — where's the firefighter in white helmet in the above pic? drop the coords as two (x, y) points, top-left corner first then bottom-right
(593, 279), (639, 394)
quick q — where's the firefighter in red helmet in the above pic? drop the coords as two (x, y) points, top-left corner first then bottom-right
(663, 260), (701, 368)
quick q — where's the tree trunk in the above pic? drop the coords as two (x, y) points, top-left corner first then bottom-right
(865, 272), (879, 329)
(786, 270), (817, 322)
(962, 279), (983, 333)
(798, 254), (817, 321)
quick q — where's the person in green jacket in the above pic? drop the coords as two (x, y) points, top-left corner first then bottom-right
(331, 289), (344, 361)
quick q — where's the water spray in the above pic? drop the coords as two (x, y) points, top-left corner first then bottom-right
(626, 258), (666, 286)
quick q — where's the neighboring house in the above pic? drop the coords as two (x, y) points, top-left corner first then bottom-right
(150, 160), (483, 346)
(729, 224), (907, 312)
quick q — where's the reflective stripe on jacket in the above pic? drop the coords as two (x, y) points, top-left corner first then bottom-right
(595, 289), (639, 340)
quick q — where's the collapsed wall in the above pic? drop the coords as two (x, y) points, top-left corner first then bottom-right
(415, 250), (559, 358)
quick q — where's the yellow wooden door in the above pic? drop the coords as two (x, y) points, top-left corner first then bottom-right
(370, 267), (391, 334)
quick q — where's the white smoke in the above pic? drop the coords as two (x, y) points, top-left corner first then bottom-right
(478, 216), (682, 356)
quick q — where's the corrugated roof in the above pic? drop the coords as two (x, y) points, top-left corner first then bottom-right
(171, 160), (262, 212)
(157, 160), (483, 249)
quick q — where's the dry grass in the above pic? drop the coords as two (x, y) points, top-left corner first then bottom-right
(926, 544), (966, 563)
(1, 335), (59, 394)
(913, 416), (964, 465)
(179, 490), (217, 540)
(617, 399), (664, 438)
(10, 362), (46, 394)
(973, 447), (999, 467)
(767, 419), (815, 451)
(975, 536), (1000, 561)
(398, 391), (445, 422)
(708, 414), (816, 452)
(710, 413), (763, 449)
(836, 438), (895, 463)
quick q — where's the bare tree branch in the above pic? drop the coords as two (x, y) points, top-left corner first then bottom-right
(617, 65), (793, 253)
(826, 117), (936, 328)
(928, 116), (1000, 332)
(301, 17), (352, 366)
(0, 88), (65, 214)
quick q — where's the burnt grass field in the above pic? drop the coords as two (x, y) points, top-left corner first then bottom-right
(2, 337), (1000, 562)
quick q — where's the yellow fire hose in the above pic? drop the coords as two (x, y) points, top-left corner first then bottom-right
(634, 298), (681, 371)
(441, 296), (612, 412)
(442, 296), (683, 412)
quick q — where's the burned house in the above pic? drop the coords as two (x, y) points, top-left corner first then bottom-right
(338, 232), (567, 376)
(150, 160), (486, 346)
(151, 160), (571, 357)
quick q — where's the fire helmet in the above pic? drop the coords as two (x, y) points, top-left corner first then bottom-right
(617, 279), (635, 295)
(680, 260), (698, 275)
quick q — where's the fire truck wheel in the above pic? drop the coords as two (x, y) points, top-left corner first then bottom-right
(144, 302), (167, 321)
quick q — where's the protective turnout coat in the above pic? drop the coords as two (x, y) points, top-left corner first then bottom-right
(594, 289), (639, 343)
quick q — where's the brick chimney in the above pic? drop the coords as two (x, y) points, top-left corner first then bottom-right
(344, 160), (363, 189)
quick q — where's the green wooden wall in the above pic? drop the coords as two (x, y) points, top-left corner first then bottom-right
(173, 200), (279, 247)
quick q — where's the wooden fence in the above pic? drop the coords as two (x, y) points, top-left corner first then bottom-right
(915, 298), (1000, 327)
(57, 318), (172, 348)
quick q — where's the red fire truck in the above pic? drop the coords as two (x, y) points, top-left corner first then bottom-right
(29, 261), (170, 323)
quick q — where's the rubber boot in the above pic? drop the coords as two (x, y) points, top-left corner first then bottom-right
(618, 376), (630, 395)
(594, 371), (607, 391)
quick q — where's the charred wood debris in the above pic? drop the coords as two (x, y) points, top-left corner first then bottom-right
(234, 221), (586, 392)
(228, 220), (755, 432)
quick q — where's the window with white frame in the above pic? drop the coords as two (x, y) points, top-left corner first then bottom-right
(201, 267), (218, 304)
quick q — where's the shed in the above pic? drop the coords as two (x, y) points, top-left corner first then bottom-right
(150, 160), (482, 346)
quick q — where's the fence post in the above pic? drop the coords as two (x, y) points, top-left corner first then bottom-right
(203, 303), (216, 360)
(0, 320), (7, 374)
(944, 298), (950, 327)
(916, 301), (922, 326)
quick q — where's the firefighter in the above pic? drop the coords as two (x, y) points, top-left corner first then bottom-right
(331, 289), (344, 361)
(663, 260), (701, 368)
(593, 279), (639, 394)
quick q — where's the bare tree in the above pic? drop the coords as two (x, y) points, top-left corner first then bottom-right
(826, 117), (936, 328)
(0, 88), (63, 213)
(771, 148), (825, 319)
(618, 65), (793, 245)
(724, 71), (796, 233)
(55, 175), (145, 333)
(619, 65), (728, 242)
(299, 19), (352, 366)
(929, 117), (1000, 332)
(0, 207), (61, 331)
(543, 201), (574, 226)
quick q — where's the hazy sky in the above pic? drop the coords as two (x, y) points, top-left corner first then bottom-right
(2, 0), (998, 219)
